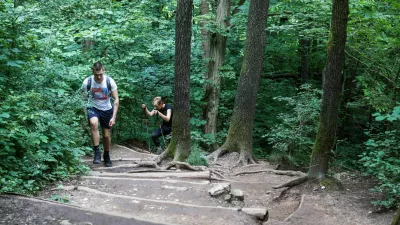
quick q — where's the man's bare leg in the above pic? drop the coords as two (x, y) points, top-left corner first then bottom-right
(89, 117), (101, 164)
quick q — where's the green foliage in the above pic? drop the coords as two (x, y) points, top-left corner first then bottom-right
(187, 144), (208, 167)
(359, 106), (400, 208)
(0, 91), (89, 194)
(0, 0), (398, 210)
(265, 84), (322, 167)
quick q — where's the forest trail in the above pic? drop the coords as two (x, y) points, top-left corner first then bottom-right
(1, 145), (393, 225)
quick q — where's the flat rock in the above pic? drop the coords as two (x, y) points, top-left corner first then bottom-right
(208, 183), (231, 197)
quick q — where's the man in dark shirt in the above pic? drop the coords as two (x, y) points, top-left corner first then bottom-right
(142, 97), (173, 154)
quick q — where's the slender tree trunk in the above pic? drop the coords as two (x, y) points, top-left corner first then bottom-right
(392, 206), (400, 225)
(299, 38), (310, 84)
(209, 0), (270, 165)
(157, 0), (193, 162)
(200, 0), (210, 60)
(308, 0), (349, 179)
(203, 0), (230, 151)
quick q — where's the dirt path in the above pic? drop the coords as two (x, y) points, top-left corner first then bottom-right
(1, 145), (395, 225)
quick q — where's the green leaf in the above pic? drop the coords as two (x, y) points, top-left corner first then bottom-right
(375, 116), (385, 121)
(7, 61), (23, 68)
(39, 135), (48, 143)
(0, 113), (10, 118)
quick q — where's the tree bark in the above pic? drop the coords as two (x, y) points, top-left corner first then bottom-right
(157, 0), (193, 163)
(200, 0), (210, 60)
(203, 0), (230, 151)
(392, 206), (400, 225)
(209, 0), (270, 165)
(308, 0), (349, 179)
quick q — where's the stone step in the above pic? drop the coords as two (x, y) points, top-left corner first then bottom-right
(40, 185), (261, 225)
(82, 145), (155, 162)
(0, 195), (168, 225)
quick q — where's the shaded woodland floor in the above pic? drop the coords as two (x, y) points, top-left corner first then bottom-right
(0, 145), (396, 225)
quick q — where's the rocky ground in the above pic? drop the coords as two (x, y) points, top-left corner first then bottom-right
(0, 145), (396, 225)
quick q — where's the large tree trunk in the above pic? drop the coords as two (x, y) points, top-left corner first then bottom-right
(308, 0), (349, 179)
(208, 0), (270, 165)
(156, 0), (193, 163)
(203, 0), (230, 151)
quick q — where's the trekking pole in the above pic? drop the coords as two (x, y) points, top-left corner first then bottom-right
(146, 120), (151, 150)
(160, 125), (166, 148)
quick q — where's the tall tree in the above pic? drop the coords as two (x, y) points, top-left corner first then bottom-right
(207, 0), (270, 165)
(156, 0), (193, 162)
(308, 0), (349, 178)
(203, 0), (231, 151)
(200, 0), (210, 60)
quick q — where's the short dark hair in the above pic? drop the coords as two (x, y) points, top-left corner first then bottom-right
(92, 61), (104, 71)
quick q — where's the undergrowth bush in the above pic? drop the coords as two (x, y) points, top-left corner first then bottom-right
(0, 91), (90, 194)
(187, 144), (208, 166)
(359, 106), (400, 208)
(265, 84), (321, 168)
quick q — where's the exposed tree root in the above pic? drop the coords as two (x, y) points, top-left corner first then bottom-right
(75, 176), (210, 185)
(164, 161), (206, 171)
(153, 148), (171, 164)
(209, 169), (227, 180)
(97, 161), (161, 171)
(132, 160), (161, 169)
(284, 194), (305, 221)
(114, 144), (153, 156)
(90, 171), (212, 179)
(233, 149), (258, 167)
(206, 148), (228, 163)
(273, 175), (309, 189)
(126, 169), (169, 173)
(234, 169), (306, 177)
(126, 144), (152, 154)
(242, 163), (268, 169)
(82, 158), (147, 163)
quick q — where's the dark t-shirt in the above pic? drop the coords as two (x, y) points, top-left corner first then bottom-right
(158, 104), (173, 128)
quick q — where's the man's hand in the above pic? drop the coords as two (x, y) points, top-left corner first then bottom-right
(142, 104), (146, 109)
(109, 117), (116, 127)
